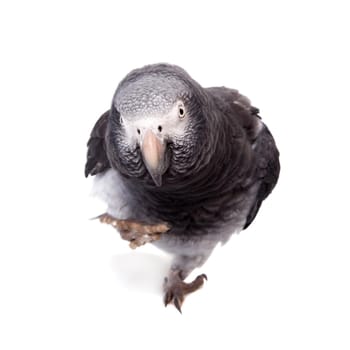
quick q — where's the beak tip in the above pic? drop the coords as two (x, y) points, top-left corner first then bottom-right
(151, 173), (163, 187)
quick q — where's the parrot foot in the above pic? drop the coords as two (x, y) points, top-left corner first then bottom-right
(163, 271), (207, 313)
(96, 213), (170, 249)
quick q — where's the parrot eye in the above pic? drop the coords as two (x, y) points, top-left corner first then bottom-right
(137, 128), (141, 135)
(178, 104), (185, 119)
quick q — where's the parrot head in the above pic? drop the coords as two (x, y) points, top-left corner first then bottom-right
(108, 64), (207, 187)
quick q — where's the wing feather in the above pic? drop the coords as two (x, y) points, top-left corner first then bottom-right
(85, 110), (110, 177)
(206, 86), (280, 229)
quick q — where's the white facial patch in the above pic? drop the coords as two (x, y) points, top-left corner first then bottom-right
(121, 102), (189, 146)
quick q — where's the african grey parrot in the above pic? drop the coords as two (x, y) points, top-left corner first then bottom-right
(85, 63), (280, 312)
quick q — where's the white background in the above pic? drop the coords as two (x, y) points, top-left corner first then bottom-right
(1, 0), (349, 349)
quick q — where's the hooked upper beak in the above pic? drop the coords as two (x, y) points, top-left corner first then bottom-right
(141, 129), (167, 186)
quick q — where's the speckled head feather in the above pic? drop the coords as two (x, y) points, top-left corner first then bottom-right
(113, 64), (205, 119)
(115, 75), (187, 118)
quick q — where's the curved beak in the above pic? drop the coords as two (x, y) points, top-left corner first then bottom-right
(141, 130), (166, 186)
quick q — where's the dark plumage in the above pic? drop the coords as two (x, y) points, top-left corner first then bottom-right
(85, 63), (280, 312)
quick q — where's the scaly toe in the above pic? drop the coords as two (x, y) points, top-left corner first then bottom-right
(163, 272), (208, 313)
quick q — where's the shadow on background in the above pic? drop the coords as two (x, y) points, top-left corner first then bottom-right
(110, 252), (172, 295)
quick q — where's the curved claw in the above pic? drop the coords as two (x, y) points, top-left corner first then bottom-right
(173, 297), (183, 314)
(164, 291), (184, 314)
(164, 291), (173, 307)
